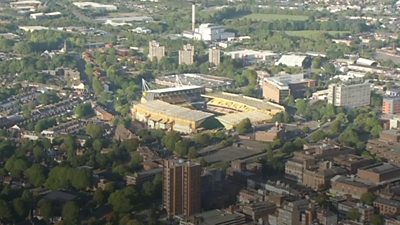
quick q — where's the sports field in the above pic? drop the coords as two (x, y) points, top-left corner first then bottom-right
(244, 13), (308, 21)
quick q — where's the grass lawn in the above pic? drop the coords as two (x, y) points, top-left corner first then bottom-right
(285, 30), (350, 39)
(244, 13), (308, 22)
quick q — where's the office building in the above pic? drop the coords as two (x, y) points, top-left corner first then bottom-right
(262, 74), (315, 104)
(148, 40), (165, 62)
(179, 44), (195, 65)
(327, 81), (371, 108)
(382, 97), (400, 114)
(163, 160), (201, 218)
(208, 47), (221, 66)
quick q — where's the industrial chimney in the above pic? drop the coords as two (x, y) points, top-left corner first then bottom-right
(192, 2), (196, 31)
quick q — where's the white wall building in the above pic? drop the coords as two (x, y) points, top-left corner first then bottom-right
(73, 2), (117, 11)
(183, 23), (234, 42)
(327, 81), (371, 108)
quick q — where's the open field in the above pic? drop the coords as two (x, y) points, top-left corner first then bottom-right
(285, 30), (350, 39)
(243, 13), (309, 21)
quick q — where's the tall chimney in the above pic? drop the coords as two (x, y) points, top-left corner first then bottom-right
(192, 2), (196, 31)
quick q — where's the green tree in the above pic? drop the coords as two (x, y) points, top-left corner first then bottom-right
(5, 156), (29, 178)
(236, 118), (252, 134)
(295, 99), (307, 116)
(188, 147), (198, 159)
(312, 57), (321, 69)
(62, 201), (80, 225)
(33, 146), (45, 161)
(93, 189), (106, 206)
(360, 192), (376, 205)
(162, 131), (181, 151)
(86, 123), (104, 139)
(192, 133), (211, 146)
(92, 139), (103, 151)
(347, 208), (361, 221)
(174, 140), (190, 157)
(71, 169), (91, 190)
(74, 103), (94, 118)
(13, 198), (28, 218)
(0, 200), (12, 221)
(108, 187), (139, 213)
(38, 200), (53, 220)
(370, 214), (384, 225)
(25, 164), (46, 187)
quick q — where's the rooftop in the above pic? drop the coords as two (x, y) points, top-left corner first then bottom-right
(265, 73), (310, 89)
(203, 92), (284, 112)
(144, 85), (203, 94)
(216, 111), (273, 126)
(275, 55), (308, 67)
(374, 197), (400, 207)
(133, 100), (213, 122)
(192, 209), (245, 225)
(360, 163), (400, 174)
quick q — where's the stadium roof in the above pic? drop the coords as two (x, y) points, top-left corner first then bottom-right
(145, 85), (203, 94)
(134, 100), (213, 122)
(203, 92), (284, 111)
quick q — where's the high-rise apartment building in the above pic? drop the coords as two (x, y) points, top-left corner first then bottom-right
(148, 40), (165, 62)
(327, 81), (370, 108)
(179, 44), (195, 65)
(163, 160), (201, 218)
(208, 47), (221, 66)
(382, 97), (400, 114)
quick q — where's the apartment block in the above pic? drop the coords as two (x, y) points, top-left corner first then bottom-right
(327, 81), (371, 108)
(382, 97), (400, 114)
(373, 197), (400, 216)
(148, 40), (165, 61)
(179, 44), (195, 65)
(208, 47), (221, 66)
(163, 160), (201, 218)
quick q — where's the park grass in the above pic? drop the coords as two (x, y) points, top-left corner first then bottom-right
(243, 13), (309, 22)
(284, 30), (350, 39)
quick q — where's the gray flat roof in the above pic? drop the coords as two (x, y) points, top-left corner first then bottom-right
(193, 210), (245, 225)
